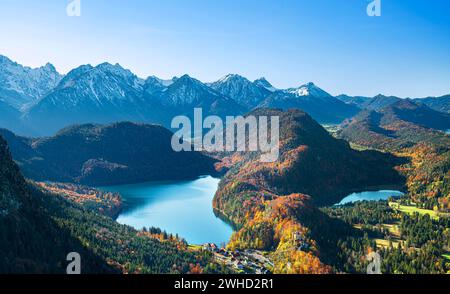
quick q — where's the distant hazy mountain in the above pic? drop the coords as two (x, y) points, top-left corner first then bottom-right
(0, 55), (62, 109)
(258, 82), (359, 123)
(338, 100), (450, 150)
(364, 95), (402, 110)
(335, 95), (371, 106)
(337, 93), (450, 114)
(380, 99), (450, 131)
(0, 122), (218, 186)
(417, 95), (450, 113)
(336, 94), (401, 110)
(209, 74), (271, 108)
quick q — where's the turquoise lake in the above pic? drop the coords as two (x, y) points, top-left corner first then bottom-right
(101, 176), (233, 245)
(336, 190), (405, 206)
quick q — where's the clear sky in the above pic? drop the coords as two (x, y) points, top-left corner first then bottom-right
(0, 0), (449, 97)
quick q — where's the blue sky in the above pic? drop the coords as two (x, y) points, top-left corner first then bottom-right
(0, 0), (449, 97)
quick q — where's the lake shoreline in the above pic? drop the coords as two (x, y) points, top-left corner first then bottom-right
(334, 189), (405, 206)
(101, 175), (234, 246)
(321, 183), (407, 207)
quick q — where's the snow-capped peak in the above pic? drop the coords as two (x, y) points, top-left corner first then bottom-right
(95, 62), (139, 80)
(209, 74), (271, 108)
(287, 82), (331, 98)
(144, 76), (173, 94)
(254, 77), (277, 92)
(147, 76), (176, 87)
(175, 74), (207, 87)
(0, 55), (62, 109)
(0, 54), (13, 65)
(42, 62), (57, 71)
(216, 73), (249, 84)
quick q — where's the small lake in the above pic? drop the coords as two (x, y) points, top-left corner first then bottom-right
(335, 190), (404, 206)
(101, 176), (233, 245)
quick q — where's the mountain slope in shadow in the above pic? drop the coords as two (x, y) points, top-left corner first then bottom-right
(0, 122), (218, 186)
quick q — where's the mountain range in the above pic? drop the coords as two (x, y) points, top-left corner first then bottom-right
(337, 93), (450, 114)
(0, 54), (419, 137)
(1, 54), (449, 137)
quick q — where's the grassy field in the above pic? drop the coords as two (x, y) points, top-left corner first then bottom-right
(375, 238), (400, 249)
(188, 244), (202, 251)
(377, 223), (401, 249)
(389, 202), (442, 220)
(353, 223), (402, 250)
(382, 223), (400, 237)
(442, 253), (450, 261)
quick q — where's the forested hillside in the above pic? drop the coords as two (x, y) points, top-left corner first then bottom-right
(0, 122), (217, 186)
(322, 201), (450, 274)
(339, 104), (450, 150)
(0, 136), (114, 273)
(212, 109), (405, 273)
(338, 101), (450, 212)
(0, 135), (227, 274)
